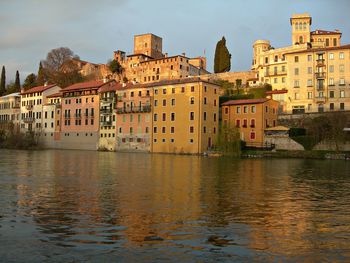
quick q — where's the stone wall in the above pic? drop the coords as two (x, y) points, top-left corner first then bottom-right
(200, 71), (258, 85)
(313, 141), (350, 151)
(265, 135), (305, 150)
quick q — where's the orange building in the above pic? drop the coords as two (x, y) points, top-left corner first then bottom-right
(222, 98), (279, 147)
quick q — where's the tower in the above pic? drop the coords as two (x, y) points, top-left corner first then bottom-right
(252, 40), (270, 70)
(290, 13), (312, 45)
(133, 34), (163, 59)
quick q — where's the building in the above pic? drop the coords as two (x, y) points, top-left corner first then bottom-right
(251, 13), (349, 114)
(20, 84), (61, 134)
(59, 80), (116, 150)
(221, 98), (279, 147)
(151, 79), (219, 154)
(98, 82), (118, 151)
(114, 33), (209, 84)
(115, 82), (152, 152)
(0, 92), (21, 132)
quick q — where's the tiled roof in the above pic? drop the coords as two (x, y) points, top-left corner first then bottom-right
(63, 80), (112, 92)
(47, 92), (62, 98)
(222, 98), (269, 106)
(311, 29), (341, 35)
(99, 82), (129, 93)
(21, 84), (57, 95)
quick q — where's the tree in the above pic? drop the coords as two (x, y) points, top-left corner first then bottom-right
(14, 70), (20, 91)
(217, 124), (242, 156)
(108, 59), (123, 74)
(41, 47), (83, 88)
(0, 66), (6, 96)
(36, 62), (46, 85)
(235, 79), (242, 94)
(23, 73), (37, 90)
(214, 37), (231, 73)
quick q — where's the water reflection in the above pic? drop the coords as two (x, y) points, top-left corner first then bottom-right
(0, 149), (350, 261)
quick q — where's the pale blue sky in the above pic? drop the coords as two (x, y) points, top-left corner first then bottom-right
(1, 0), (349, 83)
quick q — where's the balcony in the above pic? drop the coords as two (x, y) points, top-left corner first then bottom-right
(117, 105), (151, 114)
(100, 120), (112, 127)
(316, 86), (324, 91)
(264, 71), (287, 77)
(101, 97), (115, 104)
(315, 72), (326, 79)
(315, 96), (327, 103)
(25, 104), (33, 110)
(316, 58), (325, 66)
(100, 108), (113, 115)
(23, 117), (35, 123)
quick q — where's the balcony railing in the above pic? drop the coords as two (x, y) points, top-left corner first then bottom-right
(315, 96), (327, 103)
(101, 97), (115, 103)
(117, 106), (151, 114)
(100, 108), (113, 114)
(316, 58), (325, 66)
(315, 72), (326, 79)
(100, 120), (112, 127)
(264, 71), (287, 77)
(25, 104), (33, 110)
(23, 117), (35, 123)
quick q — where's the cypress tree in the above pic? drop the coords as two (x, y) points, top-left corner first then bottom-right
(37, 62), (46, 85)
(14, 70), (21, 91)
(214, 37), (231, 73)
(0, 66), (5, 96)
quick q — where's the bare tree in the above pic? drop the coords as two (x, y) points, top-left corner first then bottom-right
(43, 47), (79, 72)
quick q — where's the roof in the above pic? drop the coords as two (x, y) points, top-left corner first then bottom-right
(0, 92), (20, 98)
(99, 82), (131, 93)
(127, 53), (153, 59)
(21, 84), (57, 95)
(311, 29), (341, 35)
(222, 98), (270, 106)
(47, 92), (62, 98)
(63, 80), (114, 92)
(134, 33), (162, 38)
(139, 54), (189, 64)
(286, 44), (350, 55)
(265, 126), (290, 131)
(266, 90), (288, 95)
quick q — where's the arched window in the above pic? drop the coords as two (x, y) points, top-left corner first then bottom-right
(299, 36), (304, 44)
(303, 22), (307, 30)
(294, 22), (298, 30)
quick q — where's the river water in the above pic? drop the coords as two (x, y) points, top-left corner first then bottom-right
(0, 149), (349, 262)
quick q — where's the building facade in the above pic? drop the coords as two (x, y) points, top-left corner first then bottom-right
(0, 92), (21, 133)
(251, 13), (349, 114)
(20, 84), (61, 134)
(222, 98), (279, 147)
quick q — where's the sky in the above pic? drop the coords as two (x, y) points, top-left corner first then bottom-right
(1, 0), (350, 83)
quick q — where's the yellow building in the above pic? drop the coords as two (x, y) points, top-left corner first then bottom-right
(251, 13), (349, 114)
(0, 92), (21, 132)
(222, 98), (279, 147)
(151, 78), (219, 154)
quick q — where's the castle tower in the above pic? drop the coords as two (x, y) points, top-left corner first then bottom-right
(290, 13), (312, 45)
(252, 40), (270, 70)
(134, 33), (163, 59)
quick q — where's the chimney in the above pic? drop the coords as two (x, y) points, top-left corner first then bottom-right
(182, 52), (186, 57)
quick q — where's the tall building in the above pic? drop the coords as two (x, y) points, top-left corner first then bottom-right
(252, 13), (349, 114)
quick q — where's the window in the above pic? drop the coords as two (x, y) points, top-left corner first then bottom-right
(329, 78), (334, 86)
(282, 65), (285, 72)
(214, 100), (216, 106)
(236, 107), (241, 114)
(154, 89), (158, 95)
(329, 53), (334, 60)
(307, 67), (312, 74)
(307, 79), (313, 87)
(190, 97), (194, 104)
(274, 78), (278, 84)
(204, 97), (207, 105)
(340, 64), (344, 73)
(294, 56), (299, 62)
(163, 89), (167, 95)
(340, 103), (345, 110)
(307, 55), (312, 62)
(171, 127), (174, 133)
(294, 68), (299, 75)
(162, 113), (166, 121)
(172, 88), (175, 94)
(333, 38), (337, 46)
(329, 65), (334, 73)
(204, 112), (207, 121)
(265, 106), (268, 113)
(243, 106), (248, 113)
(162, 127), (166, 133)
(203, 127), (206, 133)
(329, 91), (335, 98)
(154, 100), (158, 106)
(330, 103), (334, 111)
(339, 52), (344, 59)
(235, 119), (240, 128)
(171, 113), (175, 121)
(189, 126), (194, 133)
(340, 78), (345, 86)
(326, 38), (329, 47)
(191, 86), (195, 92)
(250, 119), (255, 128)
(162, 99), (166, 106)
(340, 90), (345, 98)
(154, 127), (157, 133)
(154, 113), (157, 121)
(307, 92), (313, 99)
(190, 112), (194, 120)
(250, 132), (256, 140)
(294, 80), (300, 88)
(171, 99), (175, 106)
(214, 113), (217, 122)
(251, 105), (256, 113)
(282, 77), (286, 83)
